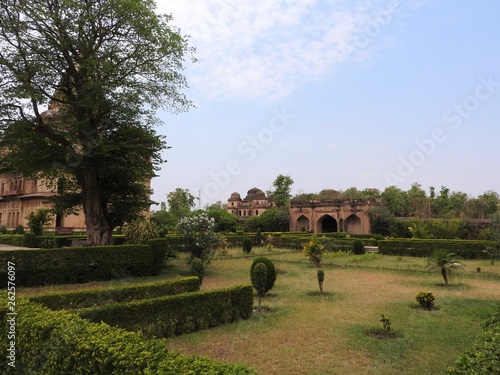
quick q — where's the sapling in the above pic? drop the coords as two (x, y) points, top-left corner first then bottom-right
(317, 269), (325, 294)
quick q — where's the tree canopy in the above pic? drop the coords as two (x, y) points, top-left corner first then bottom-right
(0, 0), (194, 244)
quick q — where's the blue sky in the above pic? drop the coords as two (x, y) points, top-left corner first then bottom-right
(151, 0), (500, 208)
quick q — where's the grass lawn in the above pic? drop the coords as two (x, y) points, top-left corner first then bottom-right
(18, 247), (500, 374)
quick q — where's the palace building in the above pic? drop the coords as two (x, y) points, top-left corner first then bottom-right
(227, 187), (275, 219)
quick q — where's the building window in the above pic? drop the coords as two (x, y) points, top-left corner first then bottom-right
(255, 210), (259, 216)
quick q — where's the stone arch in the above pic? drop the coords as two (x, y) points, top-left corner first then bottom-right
(318, 215), (337, 233)
(345, 214), (362, 234)
(296, 215), (310, 231)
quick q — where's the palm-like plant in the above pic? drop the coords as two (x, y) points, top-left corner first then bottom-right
(26, 208), (53, 236)
(427, 250), (464, 286)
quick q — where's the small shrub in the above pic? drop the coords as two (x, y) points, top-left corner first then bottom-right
(302, 236), (325, 266)
(14, 224), (25, 234)
(380, 314), (392, 332)
(250, 257), (276, 295)
(252, 262), (267, 312)
(190, 257), (205, 284)
(125, 218), (159, 244)
(352, 239), (365, 255)
(0, 225), (7, 234)
(416, 291), (435, 310)
(317, 269), (325, 294)
(242, 238), (253, 254)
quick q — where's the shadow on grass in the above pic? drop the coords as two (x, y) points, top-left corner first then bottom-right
(304, 291), (339, 299)
(364, 328), (404, 339)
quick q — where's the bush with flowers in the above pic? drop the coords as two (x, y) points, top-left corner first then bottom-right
(176, 213), (218, 265)
(302, 236), (325, 267)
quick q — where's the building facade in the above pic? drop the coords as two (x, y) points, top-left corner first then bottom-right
(227, 187), (275, 219)
(289, 198), (382, 234)
(0, 172), (85, 230)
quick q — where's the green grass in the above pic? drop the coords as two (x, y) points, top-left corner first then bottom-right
(18, 247), (500, 375)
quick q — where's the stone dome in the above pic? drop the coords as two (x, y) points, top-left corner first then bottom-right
(229, 192), (242, 201)
(245, 187), (266, 201)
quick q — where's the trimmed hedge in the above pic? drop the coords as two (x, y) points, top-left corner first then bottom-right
(0, 300), (257, 374)
(378, 239), (497, 259)
(448, 311), (500, 374)
(0, 244), (166, 287)
(29, 277), (200, 310)
(78, 285), (254, 338)
(0, 234), (127, 248)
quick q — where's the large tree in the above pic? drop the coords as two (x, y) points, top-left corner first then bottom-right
(271, 174), (294, 209)
(0, 0), (193, 245)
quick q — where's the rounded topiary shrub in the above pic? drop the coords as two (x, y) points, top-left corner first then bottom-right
(352, 239), (365, 255)
(242, 238), (253, 254)
(250, 257), (276, 294)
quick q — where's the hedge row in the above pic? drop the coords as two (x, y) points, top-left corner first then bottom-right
(0, 244), (166, 287)
(0, 234), (126, 248)
(378, 239), (498, 259)
(448, 311), (500, 374)
(78, 285), (254, 338)
(29, 277), (200, 310)
(0, 300), (257, 374)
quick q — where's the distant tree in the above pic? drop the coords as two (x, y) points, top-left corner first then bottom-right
(150, 210), (177, 236)
(0, 0), (193, 245)
(167, 188), (197, 219)
(245, 208), (289, 232)
(271, 175), (294, 208)
(367, 206), (393, 236)
(205, 207), (238, 232)
(381, 186), (408, 217)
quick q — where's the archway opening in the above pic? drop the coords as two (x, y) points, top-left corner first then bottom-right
(319, 215), (337, 233)
(296, 215), (310, 232)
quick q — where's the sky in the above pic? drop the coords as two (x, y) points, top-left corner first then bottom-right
(150, 0), (500, 209)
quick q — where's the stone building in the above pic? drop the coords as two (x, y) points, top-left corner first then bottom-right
(0, 172), (85, 230)
(227, 187), (275, 219)
(289, 198), (382, 234)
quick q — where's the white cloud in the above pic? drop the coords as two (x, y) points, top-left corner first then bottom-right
(156, 0), (407, 101)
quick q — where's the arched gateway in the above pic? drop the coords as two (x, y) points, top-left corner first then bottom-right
(289, 198), (382, 234)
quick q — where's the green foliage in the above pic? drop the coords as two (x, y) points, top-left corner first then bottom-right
(190, 257), (205, 284)
(125, 217), (159, 244)
(252, 263), (268, 312)
(176, 213), (218, 265)
(0, 225), (7, 234)
(26, 208), (53, 236)
(0, 244), (166, 287)
(29, 277), (200, 310)
(427, 250), (464, 287)
(0, 300), (257, 374)
(250, 257), (277, 295)
(14, 224), (25, 234)
(206, 207), (239, 232)
(380, 314), (392, 332)
(416, 291), (435, 310)
(378, 238), (496, 259)
(271, 174), (294, 208)
(79, 285), (254, 339)
(352, 239), (365, 255)
(302, 236), (325, 266)
(244, 208), (290, 232)
(167, 188), (197, 219)
(255, 228), (262, 245)
(448, 311), (500, 374)
(317, 269), (325, 294)
(242, 238), (253, 254)
(0, 0), (193, 245)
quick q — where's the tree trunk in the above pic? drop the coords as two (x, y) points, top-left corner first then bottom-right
(82, 170), (113, 246)
(441, 267), (449, 286)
